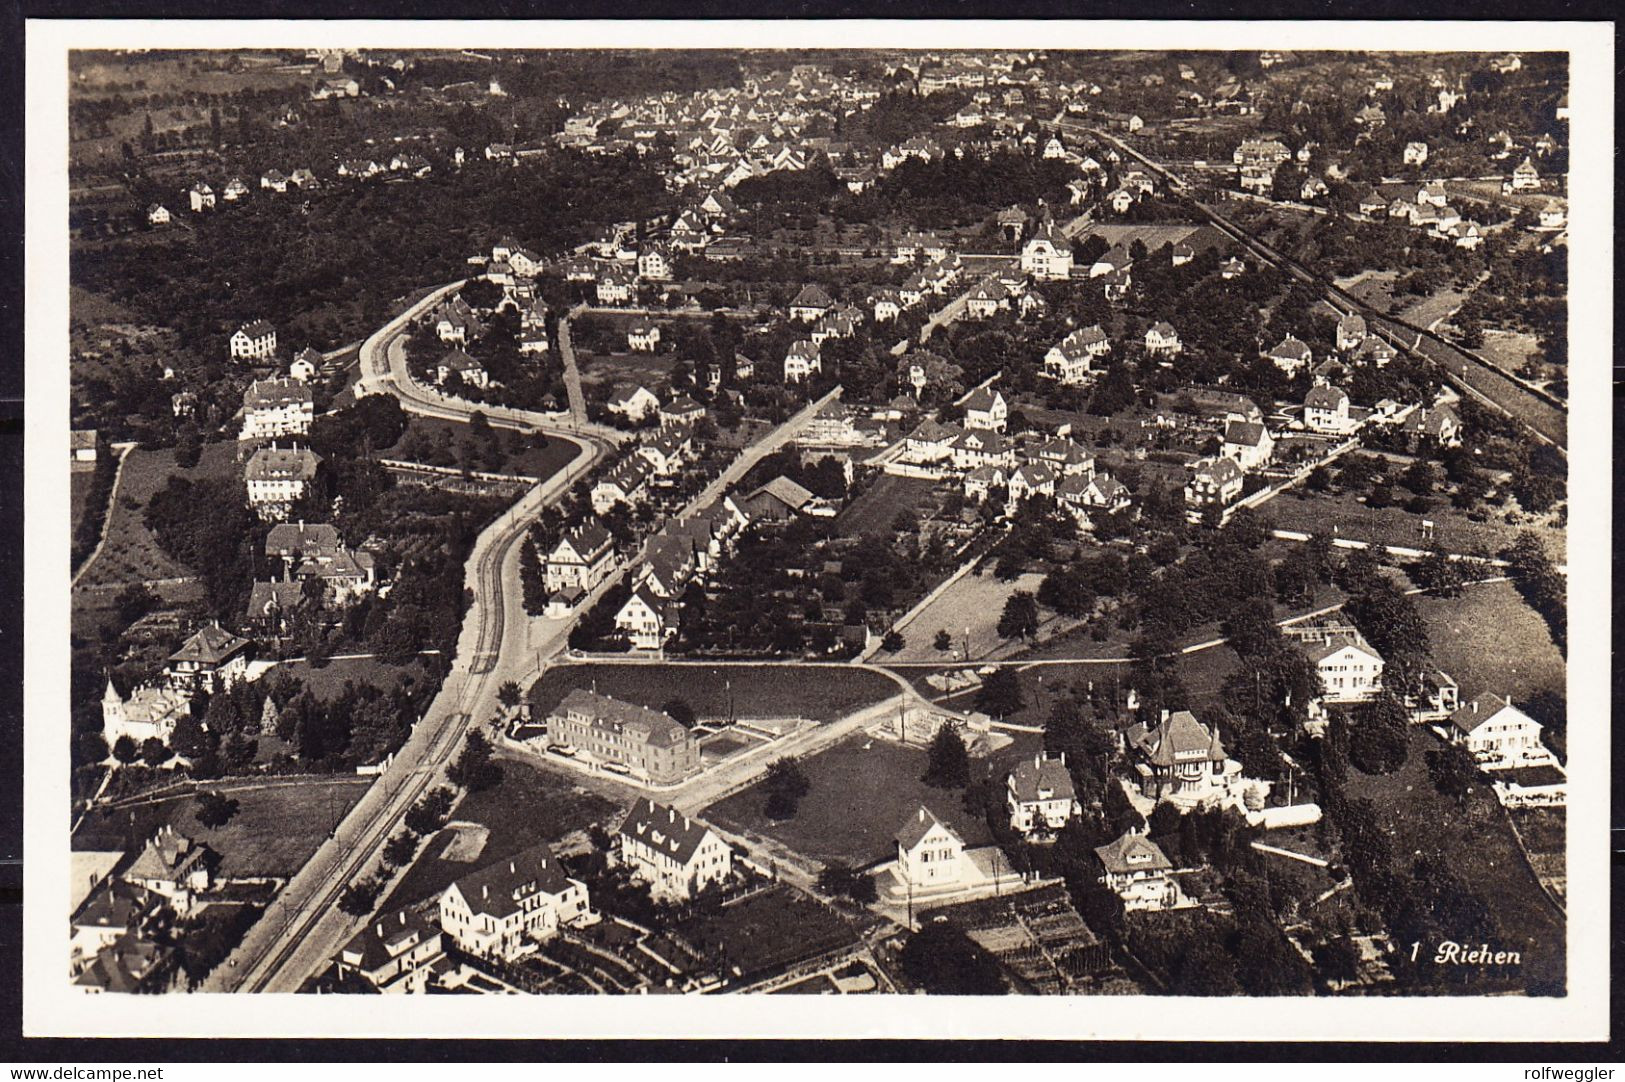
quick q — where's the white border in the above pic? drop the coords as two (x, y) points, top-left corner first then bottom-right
(25, 19), (1612, 1041)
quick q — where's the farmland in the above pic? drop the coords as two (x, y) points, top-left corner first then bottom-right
(884, 569), (1048, 662)
(576, 351), (679, 393)
(1414, 579), (1565, 706)
(72, 775), (374, 879)
(835, 473), (942, 539)
(528, 662), (900, 724)
(1265, 486), (1549, 559)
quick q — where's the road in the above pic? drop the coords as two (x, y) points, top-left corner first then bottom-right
(557, 310), (589, 426)
(1087, 128), (1568, 451)
(212, 282), (612, 993)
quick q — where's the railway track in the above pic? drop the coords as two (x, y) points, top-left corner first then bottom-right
(1087, 128), (1568, 452)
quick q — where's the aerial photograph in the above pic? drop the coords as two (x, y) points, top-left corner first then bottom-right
(63, 44), (1570, 999)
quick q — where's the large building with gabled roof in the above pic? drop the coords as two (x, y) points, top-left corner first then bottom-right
(547, 689), (698, 784)
(616, 798), (732, 901)
(438, 845), (591, 962)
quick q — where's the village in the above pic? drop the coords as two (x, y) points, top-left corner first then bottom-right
(67, 45), (1568, 998)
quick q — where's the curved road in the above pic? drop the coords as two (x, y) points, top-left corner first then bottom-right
(212, 283), (613, 993)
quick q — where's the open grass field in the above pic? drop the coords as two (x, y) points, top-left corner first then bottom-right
(1476, 328), (1540, 377)
(1414, 579), (1565, 706)
(383, 414), (579, 481)
(1264, 487), (1539, 558)
(75, 440), (240, 588)
(704, 730), (1042, 868)
(528, 663), (899, 724)
(835, 473), (942, 539)
(70, 468), (96, 540)
(263, 654), (438, 700)
(72, 776), (373, 879)
(1343, 725), (1566, 994)
(886, 570), (1047, 662)
(380, 757), (621, 910)
(577, 351), (678, 391)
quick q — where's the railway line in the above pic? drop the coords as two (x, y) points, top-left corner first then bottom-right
(1087, 128), (1568, 452)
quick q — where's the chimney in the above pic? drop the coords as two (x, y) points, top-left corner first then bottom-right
(1160, 708), (1170, 724)
(375, 923), (384, 938)
(482, 885), (489, 899)
(398, 911), (407, 926)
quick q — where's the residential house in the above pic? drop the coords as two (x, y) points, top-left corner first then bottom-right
(1005, 462), (1058, 511)
(894, 805), (967, 891)
(949, 428), (1015, 472)
(1300, 629), (1385, 703)
(659, 395), (705, 428)
(1506, 156), (1540, 192)
(1265, 334), (1312, 376)
(164, 623), (253, 692)
(1448, 695), (1548, 768)
(1401, 403), (1462, 446)
(615, 585), (676, 651)
(964, 279), (1009, 320)
(1043, 325), (1108, 385)
(596, 268), (635, 306)
(1336, 312), (1368, 352)
(1304, 384), (1357, 435)
(545, 523), (616, 597)
(590, 457), (651, 516)
(230, 320), (278, 362)
(962, 386), (1008, 432)
(335, 909), (444, 993)
(1144, 321), (1182, 357)
(245, 445), (322, 520)
(789, 284), (835, 323)
(438, 845), (591, 962)
(1127, 709), (1237, 803)
(289, 347), (323, 382)
(259, 170), (289, 192)
(626, 322), (661, 353)
(1221, 420), (1275, 471)
(1007, 753), (1081, 837)
(101, 678), (191, 751)
(1185, 456), (1244, 510)
(146, 204), (171, 226)
(1020, 219), (1074, 281)
(188, 182), (215, 213)
(616, 799), (733, 901)
(1404, 141), (1429, 165)
(435, 349), (488, 390)
(239, 378), (314, 441)
(1090, 244), (1133, 280)
(783, 339), (822, 382)
(1095, 831), (1189, 912)
(636, 245), (673, 282)
(122, 826), (213, 916)
(635, 428), (690, 477)
(607, 384), (661, 424)
(963, 464), (1007, 502)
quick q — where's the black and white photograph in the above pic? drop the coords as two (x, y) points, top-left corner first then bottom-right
(21, 17), (1612, 1043)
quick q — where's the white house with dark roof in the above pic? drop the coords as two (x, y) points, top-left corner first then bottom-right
(1144, 321), (1182, 356)
(783, 339), (822, 382)
(1304, 384), (1356, 434)
(1007, 753), (1081, 837)
(1266, 334), (1312, 375)
(617, 798), (732, 900)
(1297, 628), (1384, 703)
(1126, 710), (1241, 804)
(961, 386), (1008, 431)
(1089, 244), (1132, 279)
(1447, 695), (1548, 769)
(240, 377), (314, 441)
(1185, 457), (1244, 511)
(335, 909), (444, 993)
(607, 384), (661, 423)
(545, 523), (616, 596)
(549, 690), (698, 783)
(894, 805), (967, 890)
(1020, 219), (1074, 281)
(1336, 312), (1368, 352)
(122, 826), (213, 916)
(165, 623), (253, 692)
(1043, 325), (1108, 385)
(615, 585), (675, 651)
(789, 283), (835, 322)
(1221, 419), (1275, 471)
(230, 320), (278, 361)
(1095, 830), (1191, 912)
(246, 445), (321, 520)
(438, 845), (591, 962)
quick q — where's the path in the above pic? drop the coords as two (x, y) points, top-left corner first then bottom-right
(70, 441), (136, 588)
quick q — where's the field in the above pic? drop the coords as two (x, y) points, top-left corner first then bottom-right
(577, 351), (678, 392)
(1264, 487), (1542, 558)
(70, 468), (97, 540)
(835, 474), (942, 538)
(673, 885), (861, 983)
(1343, 726), (1566, 994)
(528, 662), (899, 724)
(380, 757), (621, 910)
(703, 731), (1041, 868)
(383, 414), (580, 481)
(263, 654), (438, 700)
(1414, 579), (1565, 706)
(885, 569), (1048, 662)
(74, 440), (240, 589)
(1081, 223), (1206, 251)
(1476, 328), (1540, 378)
(72, 776), (373, 879)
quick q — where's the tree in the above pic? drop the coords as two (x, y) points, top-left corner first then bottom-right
(1425, 743), (1481, 805)
(763, 757), (811, 820)
(448, 730), (502, 792)
(933, 628), (953, 652)
(1348, 694), (1411, 775)
(662, 698), (697, 728)
(173, 426), (202, 469)
(816, 861), (877, 904)
(337, 877), (381, 917)
(404, 785), (456, 835)
(882, 630), (906, 652)
(497, 681), (522, 713)
(141, 738), (173, 767)
(996, 591), (1040, 641)
(922, 725), (970, 789)
(898, 923), (1006, 994)
(383, 831), (419, 868)
(194, 790), (240, 830)
(975, 668), (1025, 718)
(112, 735), (140, 765)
